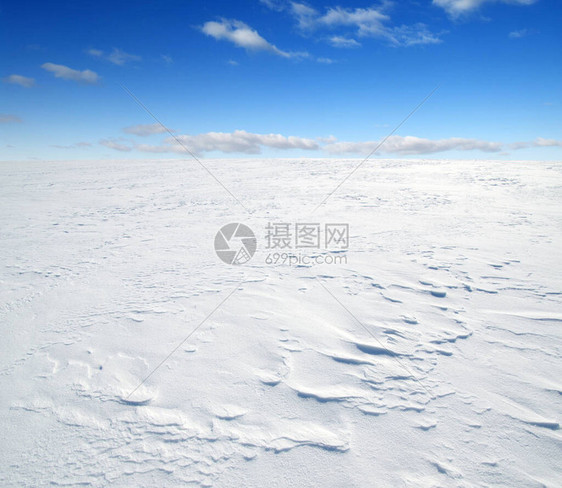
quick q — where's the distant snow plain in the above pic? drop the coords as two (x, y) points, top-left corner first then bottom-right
(1, 158), (561, 487)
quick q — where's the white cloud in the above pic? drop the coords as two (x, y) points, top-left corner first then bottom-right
(99, 139), (132, 152)
(201, 19), (303, 58)
(291, 2), (319, 30)
(123, 123), (169, 136)
(316, 6), (389, 35)
(87, 48), (103, 57)
(292, 4), (442, 46)
(161, 54), (173, 64)
(98, 129), (561, 157)
(433, 0), (537, 17)
(137, 130), (320, 155)
(41, 63), (100, 84)
(259, 0), (286, 12)
(317, 57), (335, 64)
(509, 28), (529, 38)
(533, 137), (562, 148)
(329, 36), (361, 48)
(0, 114), (22, 123)
(227, 59), (239, 66)
(509, 138), (562, 150)
(261, 2), (441, 47)
(3, 74), (36, 87)
(325, 135), (502, 155)
(389, 24), (443, 46)
(107, 48), (141, 65)
(87, 48), (141, 65)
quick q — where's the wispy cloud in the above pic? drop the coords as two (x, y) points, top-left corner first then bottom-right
(136, 130), (319, 154)
(3, 74), (36, 87)
(329, 36), (361, 48)
(87, 48), (141, 65)
(0, 114), (22, 123)
(508, 28), (529, 38)
(41, 63), (100, 84)
(201, 19), (306, 58)
(433, 0), (537, 18)
(99, 139), (132, 152)
(324, 135), (503, 155)
(161, 54), (173, 64)
(123, 123), (169, 137)
(49, 142), (92, 149)
(289, 4), (442, 47)
(259, 0), (286, 12)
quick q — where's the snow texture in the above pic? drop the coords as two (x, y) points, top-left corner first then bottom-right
(1, 158), (561, 486)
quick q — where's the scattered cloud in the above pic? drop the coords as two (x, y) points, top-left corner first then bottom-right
(259, 0), (286, 12)
(227, 59), (239, 66)
(508, 28), (529, 38)
(123, 123), (169, 137)
(201, 19), (306, 58)
(41, 63), (100, 84)
(433, 0), (537, 18)
(3, 74), (36, 87)
(329, 36), (361, 48)
(290, 4), (442, 47)
(509, 141), (530, 149)
(317, 57), (335, 64)
(137, 130), (320, 154)
(87, 48), (103, 57)
(508, 138), (562, 150)
(49, 142), (92, 149)
(314, 5), (389, 35)
(161, 54), (173, 64)
(87, 48), (141, 65)
(533, 137), (562, 148)
(0, 114), (22, 123)
(389, 24), (444, 46)
(99, 139), (132, 152)
(325, 135), (502, 155)
(291, 2), (319, 30)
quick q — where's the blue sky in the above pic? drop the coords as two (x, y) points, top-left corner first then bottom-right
(1, 0), (560, 160)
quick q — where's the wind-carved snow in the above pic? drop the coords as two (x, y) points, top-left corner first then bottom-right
(1, 158), (561, 487)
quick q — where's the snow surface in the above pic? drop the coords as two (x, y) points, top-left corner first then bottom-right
(1, 158), (561, 487)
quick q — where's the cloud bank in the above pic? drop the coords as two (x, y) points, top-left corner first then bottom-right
(98, 129), (560, 157)
(325, 135), (503, 155)
(138, 130), (319, 154)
